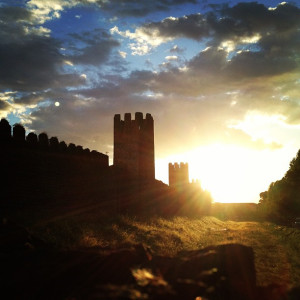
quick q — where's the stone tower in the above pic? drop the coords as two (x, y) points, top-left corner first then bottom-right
(169, 162), (189, 187)
(114, 112), (155, 180)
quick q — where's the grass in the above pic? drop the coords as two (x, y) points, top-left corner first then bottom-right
(268, 224), (300, 287)
(24, 214), (300, 289)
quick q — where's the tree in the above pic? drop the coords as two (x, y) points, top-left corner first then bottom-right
(258, 150), (300, 222)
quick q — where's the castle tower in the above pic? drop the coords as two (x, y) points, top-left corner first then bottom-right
(169, 162), (189, 187)
(114, 112), (155, 180)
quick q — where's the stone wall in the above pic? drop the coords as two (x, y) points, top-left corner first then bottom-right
(0, 118), (108, 166)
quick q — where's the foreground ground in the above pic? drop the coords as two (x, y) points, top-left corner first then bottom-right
(21, 214), (300, 290)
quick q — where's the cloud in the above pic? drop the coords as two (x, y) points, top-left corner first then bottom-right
(0, 36), (87, 91)
(118, 51), (127, 58)
(0, 4), (87, 92)
(0, 3), (121, 95)
(165, 56), (178, 60)
(26, 0), (75, 24)
(95, 0), (198, 17)
(223, 127), (283, 150)
(2, 1), (300, 161)
(26, 0), (198, 23)
(170, 45), (185, 54)
(123, 2), (300, 58)
(226, 50), (297, 78)
(110, 25), (172, 55)
(140, 14), (209, 41)
(69, 30), (120, 65)
(0, 93), (12, 118)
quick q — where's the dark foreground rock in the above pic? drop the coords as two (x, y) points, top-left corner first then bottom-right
(1, 219), (299, 300)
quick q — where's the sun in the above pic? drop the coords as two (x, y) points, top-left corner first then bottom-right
(188, 144), (256, 203)
(156, 143), (291, 203)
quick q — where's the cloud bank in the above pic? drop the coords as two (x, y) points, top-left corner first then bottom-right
(0, 1), (300, 161)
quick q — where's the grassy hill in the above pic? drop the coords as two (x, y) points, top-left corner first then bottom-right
(17, 213), (299, 290)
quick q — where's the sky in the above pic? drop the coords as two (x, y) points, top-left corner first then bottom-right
(1, 0), (300, 203)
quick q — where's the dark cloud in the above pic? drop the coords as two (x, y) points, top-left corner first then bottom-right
(90, 0), (198, 17)
(221, 2), (300, 33)
(139, 2), (300, 54)
(188, 46), (226, 73)
(0, 5), (120, 93)
(0, 37), (86, 91)
(226, 50), (297, 78)
(0, 99), (10, 111)
(142, 14), (209, 40)
(0, 5), (86, 92)
(69, 30), (120, 65)
(79, 70), (154, 99)
(0, 5), (33, 24)
(14, 92), (46, 105)
(0, 6), (34, 42)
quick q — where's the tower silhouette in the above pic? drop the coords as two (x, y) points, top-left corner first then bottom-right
(114, 112), (155, 180)
(169, 162), (189, 187)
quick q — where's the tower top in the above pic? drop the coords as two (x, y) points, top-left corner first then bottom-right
(114, 112), (153, 121)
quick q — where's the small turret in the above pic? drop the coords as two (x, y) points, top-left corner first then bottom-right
(169, 162), (189, 187)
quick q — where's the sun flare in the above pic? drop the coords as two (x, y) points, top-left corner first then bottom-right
(156, 144), (293, 203)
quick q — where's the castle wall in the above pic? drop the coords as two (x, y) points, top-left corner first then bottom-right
(0, 118), (108, 167)
(114, 112), (155, 180)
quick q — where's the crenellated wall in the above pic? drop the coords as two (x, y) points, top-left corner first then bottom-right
(169, 162), (189, 187)
(0, 118), (109, 166)
(114, 112), (155, 180)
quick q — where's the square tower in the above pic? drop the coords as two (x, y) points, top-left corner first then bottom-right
(114, 112), (155, 180)
(169, 162), (189, 187)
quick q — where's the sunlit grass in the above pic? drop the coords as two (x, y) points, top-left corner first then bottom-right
(28, 215), (300, 289)
(268, 224), (300, 287)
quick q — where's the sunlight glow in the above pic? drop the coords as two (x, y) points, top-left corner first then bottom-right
(156, 144), (295, 203)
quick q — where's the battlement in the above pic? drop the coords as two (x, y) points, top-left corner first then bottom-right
(169, 162), (188, 169)
(114, 112), (153, 132)
(169, 162), (189, 187)
(113, 112), (155, 180)
(0, 118), (109, 166)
